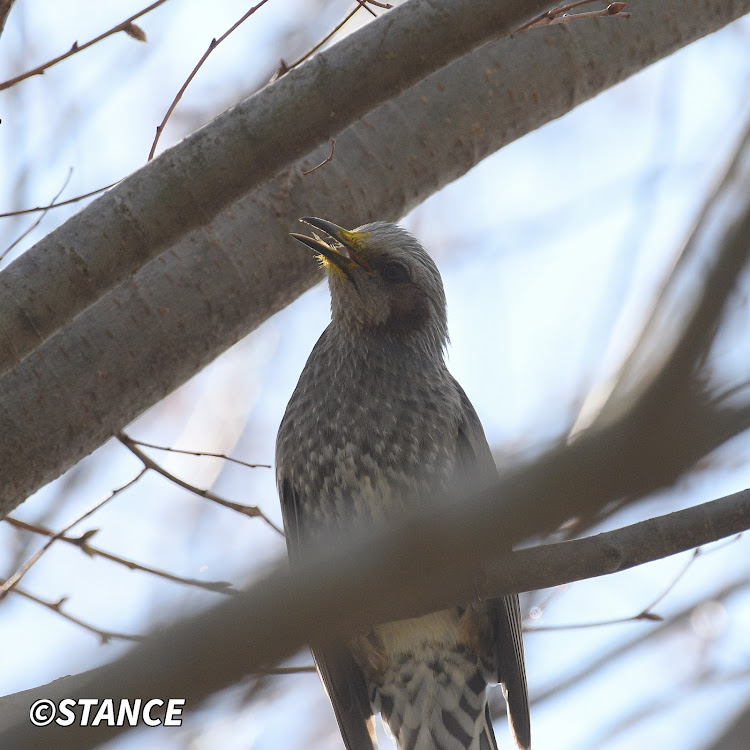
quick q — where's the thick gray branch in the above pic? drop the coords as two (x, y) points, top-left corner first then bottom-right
(1, 0), (747, 517)
(1, 481), (748, 749)
(0, 0), (15, 37)
(702, 699), (750, 750)
(0, 0), (551, 377)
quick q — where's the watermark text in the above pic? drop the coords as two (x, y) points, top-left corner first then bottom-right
(29, 698), (185, 727)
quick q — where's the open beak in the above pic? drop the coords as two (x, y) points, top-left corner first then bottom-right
(289, 217), (371, 279)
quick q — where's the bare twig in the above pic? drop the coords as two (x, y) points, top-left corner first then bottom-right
(281, 4), (362, 76)
(0, 469), (147, 600)
(117, 433), (284, 535)
(301, 139), (336, 175)
(276, 0), (395, 81)
(262, 665), (316, 675)
(516, 0), (628, 33)
(635, 547), (700, 614)
(125, 437), (270, 469)
(0, 181), (118, 219)
(4, 517), (234, 594)
(353, 0), (378, 17)
(491, 578), (750, 718)
(0, 169), (73, 263)
(148, 0), (273, 160)
(527, 2), (629, 29)
(0, 0), (169, 92)
(525, 534), (741, 633)
(526, 612), (660, 633)
(9, 584), (144, 644)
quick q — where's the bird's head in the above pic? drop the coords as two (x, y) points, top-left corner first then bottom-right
(290, 217), (448, 351)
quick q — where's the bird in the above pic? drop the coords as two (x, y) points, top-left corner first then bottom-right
(276, 217), (530, 750)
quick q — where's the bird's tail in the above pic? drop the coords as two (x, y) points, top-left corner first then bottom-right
(374, 653), (497, 750)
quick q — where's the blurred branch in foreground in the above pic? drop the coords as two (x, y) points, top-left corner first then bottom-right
(0, 475), (748, 748)
(574, 108), (750, 440)
(561, 111), (750, 534)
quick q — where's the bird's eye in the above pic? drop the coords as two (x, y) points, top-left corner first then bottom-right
(381, 261), (409, 284)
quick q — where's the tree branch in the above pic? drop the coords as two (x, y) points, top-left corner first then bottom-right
(495, 577), (749, 716)
(702, 697), (750, 750)
(0, 0), (167, 91)
(0, 0), (15, 39)
(116, 433), (283, 535)
(1, 0), (747, 517)
(0, 0), (553, 379)
(1, 482), (748, 748)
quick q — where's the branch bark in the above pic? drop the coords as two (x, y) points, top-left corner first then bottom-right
(0, 0), (15, 37)
(0, 0), (552, 377)
(1, 0), (748, 517)
(1, 482), (748, 749)
(703, 699), (750, 750)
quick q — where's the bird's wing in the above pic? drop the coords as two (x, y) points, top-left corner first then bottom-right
(451, 377), (531, 750)
(279, 478), (376, 750)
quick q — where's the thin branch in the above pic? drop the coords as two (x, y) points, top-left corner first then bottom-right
(527, 546), (702, 632)
(353, 0), (378, 18)
(0, 0), (168, 92)
(9, 584), (144, 644)
(282, 4), (362, 75)
(0, 169), (73, 263)
(0, 469), (147, 599)
(0, 180), (118, 219)
(515, 0), (621, 33)
(148, 0), (273, 160)
(117, 433), (284, 536)
(262, 665), (316, 675)
(526, 612), (659, 633)
(525, 2), (629, 29)
(125, 436), (270, 469)
(301, 139), (336, 175)
(636, 547), (699, 613)
(492, 578), (750, 718)
(4, 517), (234, 594)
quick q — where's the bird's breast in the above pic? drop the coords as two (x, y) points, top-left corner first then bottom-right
(276, 332), (465, 539)
(289, 391), (459, 535)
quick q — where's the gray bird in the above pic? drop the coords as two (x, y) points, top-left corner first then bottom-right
(276, 218), (530, 750)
